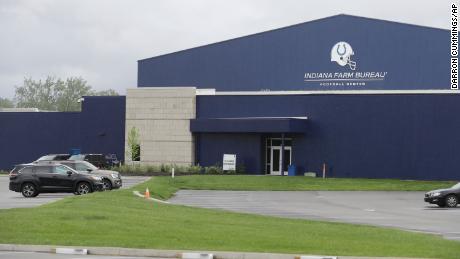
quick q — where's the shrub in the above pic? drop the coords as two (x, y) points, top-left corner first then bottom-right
(173, 164), (193, 174)
(236, 164), (246, 174)
(204, 165), (223, 175)
(160, 164), (172, 173)
(188, 165), (202, 174)
(132, 165), (143, 175)
(110, 163), (248, 176)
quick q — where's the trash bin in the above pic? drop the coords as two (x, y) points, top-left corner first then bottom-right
(288, 165), (296, 176)
(69, 148), (81, 155)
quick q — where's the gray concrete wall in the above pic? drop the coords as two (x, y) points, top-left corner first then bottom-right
(125, 87), (196, 166)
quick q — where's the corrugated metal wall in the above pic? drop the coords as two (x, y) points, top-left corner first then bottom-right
(0, 96), (125, 170)
(196, 94), (460, 180)
(138, 15), (450, 91)
(0, 112), (81, 170)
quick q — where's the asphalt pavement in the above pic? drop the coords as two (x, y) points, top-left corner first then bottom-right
(169, 190), (460, 241)
(0, 251), (166, 259)
(0, 175), (150, 209)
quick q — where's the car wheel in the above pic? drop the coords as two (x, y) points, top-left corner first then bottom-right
(102, 179), (112, 191)
(445, 195), (458, 208)
(21, 183), (38, 198)
(75, 182), (92, 195)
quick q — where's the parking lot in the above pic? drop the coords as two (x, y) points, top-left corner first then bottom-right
(3, 174), (459, 242)
(0, 175), (150, 209)
(170, 190), (460, 241)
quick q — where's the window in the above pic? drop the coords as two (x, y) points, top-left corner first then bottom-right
(35, 166), (51, 175)
(53, 165), (70, 175)
(61, 163), (76, 170)
(69, 154), (84, 161)
(271, 139), (292, 146)
(75, 163), (91, 171)
(55, 154), (71, 160)
(132, 144), (140, 161)
(88, 155), (104, 162)
(37, 155), (55, 161)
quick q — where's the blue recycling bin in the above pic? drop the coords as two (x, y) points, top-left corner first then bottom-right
(288, 165), (296, 176)
(69, 148), (81, 155)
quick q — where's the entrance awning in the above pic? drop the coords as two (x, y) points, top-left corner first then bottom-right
(190, 117), (308, 133)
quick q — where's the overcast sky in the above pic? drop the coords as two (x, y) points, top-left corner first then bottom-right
(0, 0), (452, 99)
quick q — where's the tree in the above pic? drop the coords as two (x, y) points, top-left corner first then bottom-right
(0, 97), (14, 108)
(15, 77), (59, 111)
(55, 77), (92, 112)
(94, 89), (119, 96)
(14, 76), (119, 111)
(126, 126), (140, 162)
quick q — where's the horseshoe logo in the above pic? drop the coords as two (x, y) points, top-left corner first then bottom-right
(336, 43), (347, 56)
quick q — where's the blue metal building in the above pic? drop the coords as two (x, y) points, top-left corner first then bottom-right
(136, 14), (458, 180)
(0, 14), (457, 181)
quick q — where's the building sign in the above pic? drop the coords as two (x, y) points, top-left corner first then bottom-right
(304, 41), (388, 87)
(331, 41), (356, 70)
(223, 154), (236, 171)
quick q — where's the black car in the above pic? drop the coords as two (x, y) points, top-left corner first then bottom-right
(68, 154), (108, 168)
(9, 163), (104, 197)
(424, 183), (460, 208)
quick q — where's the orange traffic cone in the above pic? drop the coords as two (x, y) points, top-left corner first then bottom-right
(145, 188), (150, 199)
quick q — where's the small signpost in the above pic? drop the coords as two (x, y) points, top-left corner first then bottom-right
(223, 154), (236, 171)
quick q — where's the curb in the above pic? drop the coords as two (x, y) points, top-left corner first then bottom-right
(0, 244), (427, 259)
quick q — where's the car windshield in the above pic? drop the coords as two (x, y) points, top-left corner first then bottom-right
(69, 154), (84, 161)
(451, 183), (460, 189)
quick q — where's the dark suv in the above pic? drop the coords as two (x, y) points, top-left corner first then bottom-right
(9, 164), (103, 197)
(38, 160), (122, 190)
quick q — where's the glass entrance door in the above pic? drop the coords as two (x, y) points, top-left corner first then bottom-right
(270, 146), (291, 175)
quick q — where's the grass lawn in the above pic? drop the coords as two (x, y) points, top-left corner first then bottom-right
(0, 177), (459, 258)
(1, 189), (460, 259)
(135, 175), (456, 199)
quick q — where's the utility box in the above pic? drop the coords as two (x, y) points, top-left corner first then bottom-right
(69, 148), (81, 155)
(288, 165), (296, 176)
(304, 172), (317, 177)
